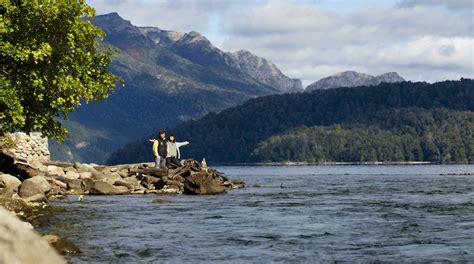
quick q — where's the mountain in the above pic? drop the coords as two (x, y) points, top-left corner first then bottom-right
(305, 71), (405, 91)
(108, 79), (474, 164)
(50, 12), (301, 164)
(140, 27), (302, 93)
(228, 50), (303, 93)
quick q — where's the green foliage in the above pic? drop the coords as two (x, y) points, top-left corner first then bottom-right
(253, 108), (474, 163)
(0, 0), (118, 141)
(108, 79), (474, 164)
(0, 133), (15, 150)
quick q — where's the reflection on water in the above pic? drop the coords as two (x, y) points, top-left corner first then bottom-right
(43, 165), (474, 263)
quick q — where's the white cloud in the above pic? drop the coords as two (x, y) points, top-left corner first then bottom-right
(220, 1), (474, 85)
(397, 0), (473, 9)
(75, 141), (90, 149)
(87, 0), (474, 87)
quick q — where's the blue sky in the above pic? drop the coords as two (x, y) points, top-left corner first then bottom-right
(88, 0), (473, 86)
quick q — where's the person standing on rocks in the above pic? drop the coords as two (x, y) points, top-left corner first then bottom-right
(152, 130), (168, 169)
(166, 134), (189, 168)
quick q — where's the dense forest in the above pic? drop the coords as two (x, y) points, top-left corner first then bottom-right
(108, 79), (474, 164)
(253, 108), (473, 163)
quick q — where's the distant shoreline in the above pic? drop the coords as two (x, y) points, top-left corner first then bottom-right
(214, 161), (474, 166)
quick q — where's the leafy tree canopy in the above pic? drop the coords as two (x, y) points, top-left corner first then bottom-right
(0, 0), (119, 141)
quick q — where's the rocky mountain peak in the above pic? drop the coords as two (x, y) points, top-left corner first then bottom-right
(178, 31), (210, 45)
(334, 71), (373, 79)
(306, 71), (405, 91)
(376, 72), (405, 83)
(93, 12), (134, 34)
(139, 27), (184, 47)
(229, 50), (303, 93)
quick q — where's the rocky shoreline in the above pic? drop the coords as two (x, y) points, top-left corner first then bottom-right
(0, 151), (244, 262)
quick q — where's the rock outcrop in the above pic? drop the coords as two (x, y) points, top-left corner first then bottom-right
(0, 152), (243, 198)
(0, 208), (66, 264)
(305, 71), (405, 91)
(229, 50), (303, 93)
(19, 176), (51, 198)
(7, 132), (50, 163)
(0, 149), (244, 262)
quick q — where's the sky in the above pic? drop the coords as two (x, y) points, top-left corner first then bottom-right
(88, 0), (474, 87)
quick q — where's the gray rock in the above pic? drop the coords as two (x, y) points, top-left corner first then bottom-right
(65, 171), (80, 180)
(19, 176), (51, 198)
(24, 193), (48, 203)
(81, 178), (95, 193)
(63, 167), (77, 173)
(0, 173), (21, 189)
(93, 172), (122, 183)
(123, 176), (141, 190)
(30, 156), (47, 171)
(113, 180), (132, 189)
(47, 165), (64, 176)
(66, 179), (84, 194)
(0, 208), (66, 263)
(78, 171), (93, 179)
(89, 181), (128, 195)
(50, 178), (67, 189)
(73, 162), (97, 174)
(183, 172), (226, 195)
(115, 186), (129, 193)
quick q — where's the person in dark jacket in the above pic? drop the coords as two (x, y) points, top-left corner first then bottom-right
(152, 130), (168, 168)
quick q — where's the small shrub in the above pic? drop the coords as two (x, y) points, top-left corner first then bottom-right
(0, 134), (17, 150)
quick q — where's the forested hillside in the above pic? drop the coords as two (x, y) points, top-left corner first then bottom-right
(253, 108), (473, 163)
(50, 13), (301, 163)
(108, 79), (474, 164)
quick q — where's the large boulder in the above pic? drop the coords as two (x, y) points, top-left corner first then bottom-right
(78, 171), (92, 179)
(65, 179), (84, 194)
(65, 170), (80, 180)
(89, 181), (128, 195)
(47, 166), (64, 176)
(30, 156), (47, 172)
(93, 172), (122, 183)
(122, 176), (141, 190)
(19, 176), (51, 198)
(160, 179), (184, 194)
(0, 208), (66, 263)
(183, 172), (226, 195)
(0, 173), (21, 189)
(73, 162), (98, 174)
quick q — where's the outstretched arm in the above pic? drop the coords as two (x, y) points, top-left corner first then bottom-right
(176, 141), (190, 148)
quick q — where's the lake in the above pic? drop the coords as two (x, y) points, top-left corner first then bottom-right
(43, 165), (474, 263)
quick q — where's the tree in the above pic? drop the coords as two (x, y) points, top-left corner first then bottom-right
(0, 0), (119, 141)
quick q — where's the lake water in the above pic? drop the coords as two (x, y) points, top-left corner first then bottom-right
(44, 165), (474, 263)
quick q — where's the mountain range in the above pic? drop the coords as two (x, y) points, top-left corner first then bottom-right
(108, 79), (474, 165)
(50, 12), (407, 164)
(50, 12), (303, 164)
